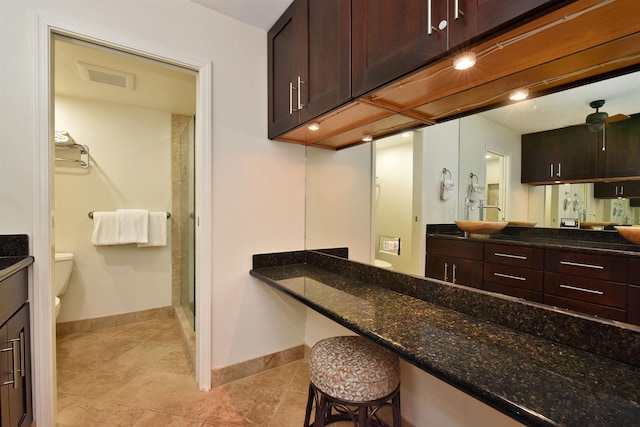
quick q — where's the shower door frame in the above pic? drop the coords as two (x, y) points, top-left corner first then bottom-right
(33, 12), (213, 425)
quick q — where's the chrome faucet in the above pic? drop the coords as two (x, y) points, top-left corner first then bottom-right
(463, 197), (473, 220)
(478, 199), (501, 221)
(579, 209), (596, 222)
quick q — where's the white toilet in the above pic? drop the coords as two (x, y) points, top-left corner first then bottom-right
(54, 253), (74, 319)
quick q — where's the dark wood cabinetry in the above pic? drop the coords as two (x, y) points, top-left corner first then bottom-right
(351, 0), (568, 98)
(351, 0), (447, 98)
(426, 236), (640, 326)
(268, 0), (351, 139)
(593, 180), (640, 199)
(426, 238), (483, 288)
(598, 113), (640, 179)
(544, 250), (628, 321)
(483, 243), (544, 302)
(521, 125), (599, 184)
(0, 268), (32, 427)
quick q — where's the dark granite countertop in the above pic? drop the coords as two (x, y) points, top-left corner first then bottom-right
(251, 250), (640, 427)
(0, 234), (32, 281)
(427, 224), (640, 257)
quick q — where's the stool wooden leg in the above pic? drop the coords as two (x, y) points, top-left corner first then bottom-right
(392, 391), (401, 427)
(304, 384), (315, 427)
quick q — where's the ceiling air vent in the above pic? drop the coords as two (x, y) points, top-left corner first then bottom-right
(77, 62), (135, 90)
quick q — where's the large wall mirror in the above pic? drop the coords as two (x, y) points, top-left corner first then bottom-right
(305, 68), (640, 286)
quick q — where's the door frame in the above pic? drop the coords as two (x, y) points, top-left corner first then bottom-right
(34, 12), (213, 425)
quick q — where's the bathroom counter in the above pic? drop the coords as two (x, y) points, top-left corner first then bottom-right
(427, 224), (640, 257)
(0, 234), (32, 281)
(251, 250), (640, 427)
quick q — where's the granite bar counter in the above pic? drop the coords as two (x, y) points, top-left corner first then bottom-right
(251, 249), (640, 427)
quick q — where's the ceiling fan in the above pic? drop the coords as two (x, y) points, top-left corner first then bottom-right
(585, 99), (630, 132)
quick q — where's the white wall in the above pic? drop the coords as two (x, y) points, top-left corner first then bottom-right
(54, 95), (172, 322)
(305, 144), (372, 263)
(375, 136), (414, 274)
(422, 120), (460, 223)
(0, 0), (306, 375)
(459, 115), (529, 222)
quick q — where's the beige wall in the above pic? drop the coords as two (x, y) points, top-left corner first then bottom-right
(54, 95), (172, 322)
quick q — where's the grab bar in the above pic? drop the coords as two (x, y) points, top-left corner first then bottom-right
(88, 211), (171, 219)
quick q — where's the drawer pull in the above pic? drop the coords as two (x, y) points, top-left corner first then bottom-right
(495, 252), (527, 260)
(494, 272), (526, 281)
(452, 264), (457, 284)
(559, 284), (604, 295)
(560, 260), (604, 270)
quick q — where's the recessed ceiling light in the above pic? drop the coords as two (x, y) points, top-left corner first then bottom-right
(509, 88), (529, 101)
(453, 52), (476, 70)
(402, 132), (411, 138)
(308, 121), (320, 131)
(362, 134), (373, 142)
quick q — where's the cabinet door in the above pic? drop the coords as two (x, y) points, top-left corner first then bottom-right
(593, 181), (640, 199)
(426, 254), (483, 288)
(351, 0), (447, 97)
(449, 0), (571, 48)
(301, 0), (351, 122)
(0, 304), (31, 427)
(268, 0), (308, 138)
(521, 125), (598, 183)
(598, 114), (640, 179)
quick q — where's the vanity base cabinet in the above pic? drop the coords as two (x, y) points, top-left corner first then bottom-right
(426, 238), (483, 289)
(628, 258), (640, 326)
(483, 243), (544, 302)
(0, 268), (32, 427)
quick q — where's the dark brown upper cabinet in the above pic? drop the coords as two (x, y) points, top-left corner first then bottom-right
(521, 124), (599, 184)
(351, 0), (569, 98)
(593, 181), (640, 199)
(268, 0), (351, 139)
(351, 0), (448, 98)
(598, 113), (640, 179)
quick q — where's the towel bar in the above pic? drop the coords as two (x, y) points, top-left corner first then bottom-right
(88, 211), (171, 219)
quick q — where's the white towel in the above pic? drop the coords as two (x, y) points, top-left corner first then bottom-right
(116, 209), (149, 244)
(137, 212), (167, 247)
(441, 179), (457, 201)
(91, 212), (118, 246)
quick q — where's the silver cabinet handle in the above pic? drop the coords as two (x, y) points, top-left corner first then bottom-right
(454, 0), (462, 19)
(289, 81), (294, 115)
(494, 272), (526, 281)
(18, 331), (25, 379)
(443, 262), (448, 282)
(550, 163), (554, 178)
(427, 0), (433, 34)
(559, 284), (604, 295)
(297, 76), (305, 111)
(557, 162), (561, 177)
(452, 264), (457, 284)
(495, 252), (527, 260)
(1, 338), (20, 388)
(560, 260), (604, 270)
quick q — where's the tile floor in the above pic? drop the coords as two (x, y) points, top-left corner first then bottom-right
(56, 317), (314, 426)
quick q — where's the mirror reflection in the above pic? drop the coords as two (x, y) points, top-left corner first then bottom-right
(305, 70), (640, 279)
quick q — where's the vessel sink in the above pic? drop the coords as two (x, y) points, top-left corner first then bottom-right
(507, 221), (537, 227)
(455, 220), (508, 236)
(614, 225), (640, 244)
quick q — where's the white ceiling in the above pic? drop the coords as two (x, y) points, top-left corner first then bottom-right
(55, 38), (197, 116)
(190, 0), (291, 30)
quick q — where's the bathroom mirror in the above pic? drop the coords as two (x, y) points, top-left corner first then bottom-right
(305, 68), (640, 276)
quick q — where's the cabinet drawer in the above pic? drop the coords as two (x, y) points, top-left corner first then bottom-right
(545, 250), (627, 282)
(0, 268), (28, 325)
(544, 272), (626, 309)
(544, 294), (626, 322)
(484, 244), (543, 269)
(484, 282), (543, 303)
(484, 263), (543, 291)
(426, 238), (483, 261)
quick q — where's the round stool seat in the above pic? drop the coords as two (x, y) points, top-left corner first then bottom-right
(310, 336), (400, 402)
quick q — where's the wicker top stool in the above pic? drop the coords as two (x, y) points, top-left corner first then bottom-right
(304, 336), (401, 427)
